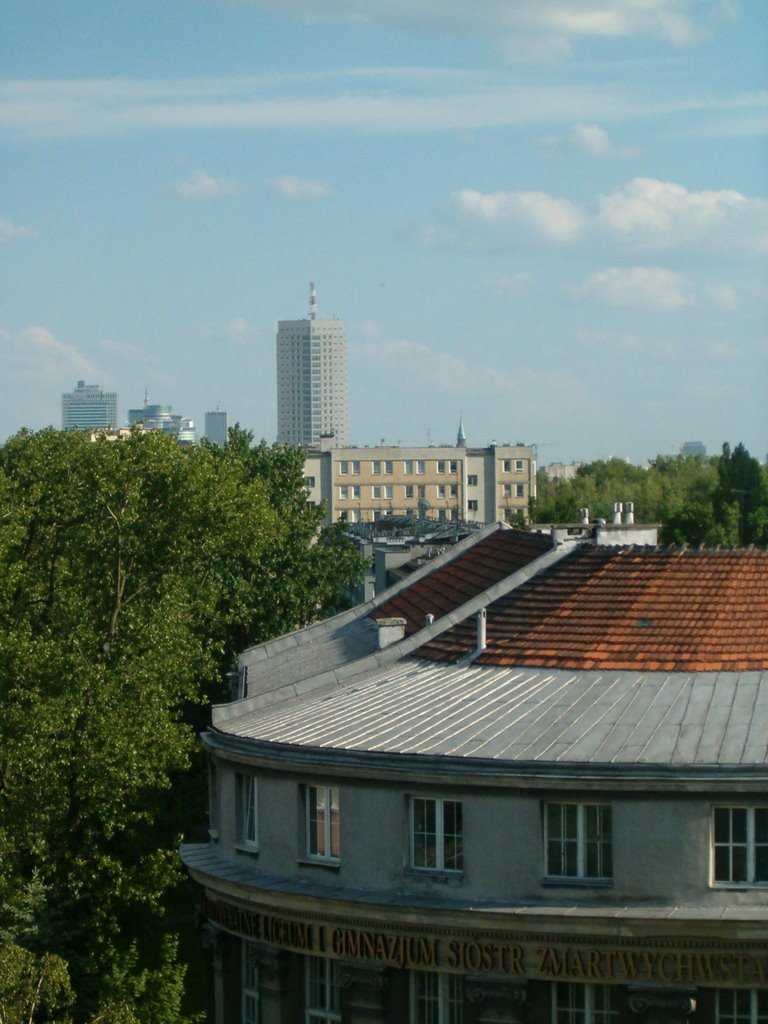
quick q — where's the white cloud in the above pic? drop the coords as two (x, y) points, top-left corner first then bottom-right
(174, 169), (236, 198)
(707, 283), (738, 310)
(452, 188), (585, 243)
(100, 338), (149, 361)
(417, 177), (768, 257)
(0, 217), (37, 242)
(2, 72), (763, 141)
(273, 175), (330, 199)
(249, 0), (718, 58)
(2, 325), (101, 383)
(571, 122), (638, 157)
(577, 328), (641, 352)
(597, 177), (763, 250)
(199, 317), (259, 343)
(578, 266), (692, 308)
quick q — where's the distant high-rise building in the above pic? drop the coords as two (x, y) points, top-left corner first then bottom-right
(276, 282), (348, 447)
(205, 409), (229, 447)
(681, 441), (707, 457)
(62, 380), (118, 431)
(128, 396), (195, 446)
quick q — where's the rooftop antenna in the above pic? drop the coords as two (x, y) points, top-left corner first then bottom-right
(143, 386), (149, 409)
(309, 281), (317, 321)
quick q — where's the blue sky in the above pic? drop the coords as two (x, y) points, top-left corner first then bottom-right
(1, 0), (766, 464)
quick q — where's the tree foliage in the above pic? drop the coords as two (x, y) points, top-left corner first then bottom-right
(0, 426), (365, 1020)
(531, 444), (768, 547)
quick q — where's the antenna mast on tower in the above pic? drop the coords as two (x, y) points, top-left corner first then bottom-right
(309, 281), (317, 321)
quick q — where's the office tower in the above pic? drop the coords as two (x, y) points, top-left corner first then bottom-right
(127, 396), (195, 445)
(62, 380), (118, 431)
(205, 409), (229, 447)
(276, 283), (348, 446)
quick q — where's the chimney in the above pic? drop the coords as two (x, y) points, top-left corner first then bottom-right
(476, 608), (487, 654)
(623, 501), (635, 525)
(377, 617), (406, 650)
(579, 507), (590, 526)
(612, 502), (622, 525)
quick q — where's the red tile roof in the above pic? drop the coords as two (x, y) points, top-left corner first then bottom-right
(371, 530), (553, 636)
(416, 546), (768, 672)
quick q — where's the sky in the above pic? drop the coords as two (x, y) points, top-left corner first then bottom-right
(1, 0), (767, 465)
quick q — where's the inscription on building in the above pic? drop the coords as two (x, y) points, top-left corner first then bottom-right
(205, 899), (768, 987)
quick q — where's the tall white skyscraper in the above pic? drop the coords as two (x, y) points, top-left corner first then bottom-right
(62, 380), (118, 430)
(204, 409), (229, 447)
(276, 283), (348, 447)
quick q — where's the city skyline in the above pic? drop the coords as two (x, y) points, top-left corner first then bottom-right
(1, 1), (766, 464)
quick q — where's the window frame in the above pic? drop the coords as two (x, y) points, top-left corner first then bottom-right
(552, 982), (618, 1023)
(410, 971), (463, 1024)
(716, 989), (768, 1023)
(712, 806), (768, 886)
(467, 474), (478, 487)
(305, 785), (341, 864)
(544, 802), (612, 883)
(410, 796), (463, 874)
(242, 940), (260, 1024)
(305, 955), (341, 1024)
(236, 773), (259, 852)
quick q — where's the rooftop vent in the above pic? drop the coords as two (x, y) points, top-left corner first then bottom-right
(476, 608), (487, 654)
(376, 617), (406, 650)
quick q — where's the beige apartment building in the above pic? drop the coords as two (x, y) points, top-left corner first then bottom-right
(303, 441), (536, 525)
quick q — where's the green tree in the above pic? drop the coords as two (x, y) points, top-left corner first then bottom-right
(0, 427), (364, 1020)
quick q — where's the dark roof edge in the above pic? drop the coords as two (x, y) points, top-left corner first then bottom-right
(211, 536), (574, 726)
(202, 731), (768, 790)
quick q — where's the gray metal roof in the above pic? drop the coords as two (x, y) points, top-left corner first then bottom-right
(214, 658), (768, 768)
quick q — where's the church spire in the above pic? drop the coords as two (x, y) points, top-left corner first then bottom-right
(457, 416), (466, 448)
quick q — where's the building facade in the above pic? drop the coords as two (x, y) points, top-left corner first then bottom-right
(127, 401), (196, 445)
(62, 380), (118, 430)
(182, 526), (768, 1023)
(276, 285), (348, 447)
(303, 443), (536, 525)
(205, 410), (230, 447)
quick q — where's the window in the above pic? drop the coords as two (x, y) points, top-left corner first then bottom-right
(416, 461), (425, 474)
(411, 797), (462, 872)
(339, 461), (348, 475)
(306, 956), (340, 1024)
(503, 483), (512, 498)
(502, 459), (512, 473)
(717, 990), (768, 1023)
(418, 485), (426, 498)
(468, 500), (478, 512)
(404, 460), (414, 474)
(339, 485), (349, 500)
(713, 807), (768, 885)
(350, 461), (360, 475)
(449, 460), (457, 473)
(305, 476), (316, 488)
(405, 484), (414, 499)
(515, 459), (525, 472)
(236, 774), (258, 851)
(372, 485), (382, 499)
(436, 485), (446, 499)
(339, 485), (360, 500)
(384, 460), (393, 474)
(467, 474), (478, 486)
(450, 484), (458, 498)
(553, 983), (618, 1023)
(515, 483), (525, 498)
(306, 786), (340, 862)
(411, 972), (462, 1024)
(383, 485), (393, 500)
(436, 460), (446, 474)
(545, 803), (612, 880)
(371, 460), (382, 474)
(242, 940), (259, 1024)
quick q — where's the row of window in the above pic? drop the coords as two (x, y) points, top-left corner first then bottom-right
(336, 460), (526, 477)
(241, 948), (768, 1024)
(336, 484), (524, 501)
(233, 781), (767, 887)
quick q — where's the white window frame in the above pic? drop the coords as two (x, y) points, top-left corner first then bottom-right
(468, 500), (478, 512)
(716, 989), (768, 1023)
(502, 459), (512, 473)
(338, 461), (348, 475)
(467, 474), (478, 487)
(371, 460), (381, 475)
(713, 806), (768, 886)
(436, 484), (446, 499)
(411, 971), (463, 1024)
(372, 485), (381, 499)
(515, 459), (525, 472)
(404, 460), (414, 474)
(416, 460), (425, 474)
(350, 485), (360, 500)
(350, 461), (360, 475)
(410, 797), (463, 873)
(544, 803), (612, 881)
(236, 773), (258, 851)
(383, 485), (393, 500)
(242, 940), (260, 1024)
(405, 484), (414, 499)
(305, 785), (340, 863)
(503, 483), (512, 498)
(339, 485), (349, 500)
(305, 956), (340, 1024)
(450, 484), (458, 498)
(552, 982), (618, 1023)
(515, 483), (525, 498)
(384, 460), (393, 474)
(436, 460), (446, 474)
